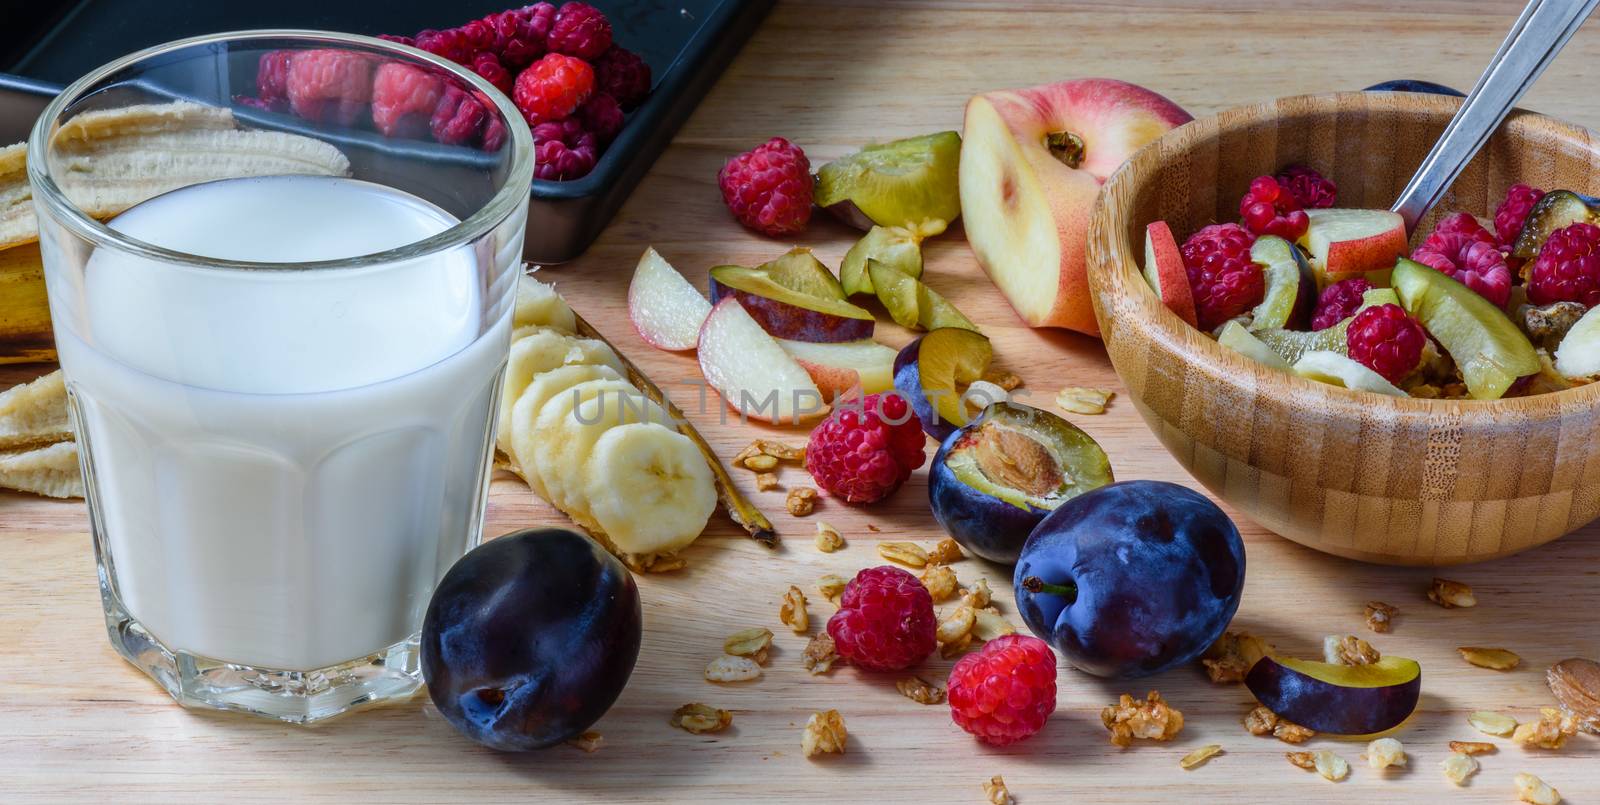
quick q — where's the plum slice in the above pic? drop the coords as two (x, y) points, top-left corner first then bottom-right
(1510, 190), (1600, 262)
(709, 249), (875, 343)
(1246, 235), (1315, 331)
(841, 225), (923, 297)
(1393, 258), (1539, 399)
(869, 259), (978, 332)
(892, 327), (992, 440)
(1245, 653), (1421, 735)
(814, 131), (962, 232)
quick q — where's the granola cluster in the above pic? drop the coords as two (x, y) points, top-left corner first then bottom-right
(1101, 691), (1184, 747)
(1200, 631), (1270, 683)
(1511, 708), (1581, 750)
(1244, 705), (1315, 744)
(1323, 634), (1381, 666)
(801, 710), (847, 758)
(1427, 577), (1477, 608)
(733, 439), (805, 494)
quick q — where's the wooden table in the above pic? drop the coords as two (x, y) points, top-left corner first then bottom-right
(5, 2), (1599, 802)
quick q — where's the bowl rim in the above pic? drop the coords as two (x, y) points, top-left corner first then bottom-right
(1087, 90), (1600, 420)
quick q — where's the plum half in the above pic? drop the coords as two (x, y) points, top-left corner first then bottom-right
(929, 401), (1113, 563)
(892, 327), (993, 440)
(1014, 480), (1245, 679)
(814, 131), (962, 232)
(1510, 190), (1600, 262)
(1246, 654), (1422, 735)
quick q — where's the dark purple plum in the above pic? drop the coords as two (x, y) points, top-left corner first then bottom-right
(1362, 79), (1465, 97)
(1014, 480), (1244, 679)
(422, 528), (641, 751)
(892, 327), (992, 440)
(929, 402), (1113, 564)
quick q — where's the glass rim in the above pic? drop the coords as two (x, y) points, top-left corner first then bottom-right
(25, 29), (535, 272)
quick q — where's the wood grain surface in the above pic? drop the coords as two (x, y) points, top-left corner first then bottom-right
(1089, 92), (1600, 565)
(3, 2), (1599, 803)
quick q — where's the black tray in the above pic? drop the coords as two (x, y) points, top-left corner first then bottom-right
(0, 0), (773, 263)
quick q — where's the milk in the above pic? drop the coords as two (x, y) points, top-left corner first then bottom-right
(55, 176), (509, 671)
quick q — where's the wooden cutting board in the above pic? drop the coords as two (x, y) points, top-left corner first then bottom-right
(2, 2), (1597, 802)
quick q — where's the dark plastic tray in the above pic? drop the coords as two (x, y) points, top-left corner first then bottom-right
(0, 0), (773, 262)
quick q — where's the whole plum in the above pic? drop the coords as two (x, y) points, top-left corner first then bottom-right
(1013, 480), (1244, 679)
(421, 528), (641, 751)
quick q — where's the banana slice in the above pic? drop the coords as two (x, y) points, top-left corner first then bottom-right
(582, 422), (716, 556)
(496, 328), (624, 451)
(0, 440), (82, 499)
(508, 363), (623, 497)
(0, 369), (70, 450)
(528, 378), (663, 518)
(513, 273), (578, 334)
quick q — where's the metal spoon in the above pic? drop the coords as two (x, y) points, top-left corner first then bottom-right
(1391, 0), (1599, 232)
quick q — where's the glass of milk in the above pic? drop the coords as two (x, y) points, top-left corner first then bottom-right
(26, 32), (534, 723)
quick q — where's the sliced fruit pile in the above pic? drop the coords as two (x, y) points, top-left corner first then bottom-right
(499, 274), (716, 562)
(1143, 168), (1600, 400)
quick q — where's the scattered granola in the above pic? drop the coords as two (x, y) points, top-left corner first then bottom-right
(920, 564), (959, 602)
(878, 541), (929, 568)
(927, 537), (965, 565)
(1324, 634), (1381, 666)
(816, 574), (847, 601)
(736, 439), (804, 468)
(786, 486), (818, 516)
(1512, 708), (1580, 749)
(1441, 752), (1479, 785)
(1458, 646), (1521, 671)
(755, 472), (780, 492)
(1285, 751), (1316, 770)
(724, 627), (773, 662)
(1428, 577), (1477, 608)
(937, 605), (976, 644)
(1469, 710), (1519, 737)
(756, 439), (805, 461)
(1364, 737), (1407, 769)
(1101, 691), (1184, 747)
(1547, 658), (1600, 734)
(1312, 750), (1350, 782)
(939, 632), (974, 659)
(1244, 705), (1315, 744)
(984, 368), (1023, 391)
(1515, 772), (1562, 805)
(961, 578), (993, 610)
(743, 453), (779, 472)
(622, 553), (688, 573)
(802, 633), (837, 675)
(801, 710), (847, 758)
(704, 654), (762, 683)
(814, 521), (843, 552)
(972, 608), (1017, 641)
(1056, 386), (1114, 415)
(1201, 631), (1271, 684)
(982, 774), (1012, 805)
(732, 442), (762, 468)
(568, 730), (604, 752)
(670, 703), (732, 734)
(1364, 600), (1398, 633)
(896, 675), (946, 705)
(1449, 741), (1496, 755)
(779, 585), (809, 634)
(1180, 744), (1223, 770)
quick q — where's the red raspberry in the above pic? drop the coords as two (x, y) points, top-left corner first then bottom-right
(256, 51), (293, 105)
(718, 137), (813, 237)
(431, 85), (490, 147)
(947, 635), (1057, 747)
(1275, 164), (1337, 209)
(1411, 228), (1513, 308)
(481, 115), (509, 153)
(371, 62), (445, 139)
(825, 566), (936, 672)
(593, 46), (651, 110)
(286, 50), (373, 127)
(578, 93), (625, 145)
(547, 2), (613, 60)
(458, 19), (496, 55)
(1310, 277), (1374, 331)
(1494, 184), (1546, 246)
(470, 51), (514, 96)
(414, 28), (475, 64)
(804, 392), (926, 504)
(1180, 223), (1263, 331)
(533, 119), (599, 181)
(513, 53), (595, 125)
(1239, 175), (1310, 241)
(1528, 222), (1600, 307)
(1346, 304), (1426, 384)
(488, 5), (551, 69)
(376, 34), (415, 47)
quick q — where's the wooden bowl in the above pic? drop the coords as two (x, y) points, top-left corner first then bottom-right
(1086, 91), (1600, 566)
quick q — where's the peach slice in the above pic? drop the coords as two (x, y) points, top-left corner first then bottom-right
(1301, 208), (1407, 277)
(628, 247), (710, 351)
(1142, 220), (1197, 327)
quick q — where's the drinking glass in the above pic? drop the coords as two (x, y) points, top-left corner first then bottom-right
(27, 31), (533, 723)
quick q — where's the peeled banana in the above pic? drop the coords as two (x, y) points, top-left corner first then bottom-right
(0, 369), (83, 498)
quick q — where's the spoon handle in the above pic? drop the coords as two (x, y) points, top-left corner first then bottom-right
(1391, 0), (1598, 232)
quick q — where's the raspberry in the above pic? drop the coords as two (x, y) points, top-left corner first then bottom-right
(471, 51), (514, 96)
(489, 5), (551, 69)
(431, 85), (490, 147)
(1494, 184), (1546, 246)
(1275, 164), (1337, 209)
(593, 46), (651, 110)
(1346, 304), (1427, 384)
(533, 119), (599, 181)
(1239, 175), (1310, 240)
(947, 634), (1057, 746)
(578, 94), (625, 145)
(256, 51), (293, 105)
(1528, 222), (1600, 307)
(481, 115), (509, 153)
(513, 53), (595, 125)
(285, 50), (373, 127)
(804, 392), (926, 504)
(1433, 211), (1496, 242)
(1180, 223), (1263, 331)
(458, 18), (496, 55)
(825, 566), (936, 672)
(1411, 227), (1513, 308)
(414, 28), (475, 64)
(547, 2), (614, 60)
(376, 34), (414, 47)
(718, 137), (813, 237)
(371, 62), (445, 140)
(1310, 277), (1374, 331)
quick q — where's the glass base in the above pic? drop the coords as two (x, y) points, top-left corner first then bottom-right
(101, 591), (423, 724)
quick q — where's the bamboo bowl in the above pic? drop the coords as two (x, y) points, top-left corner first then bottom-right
(1086, 91), (1600, 566)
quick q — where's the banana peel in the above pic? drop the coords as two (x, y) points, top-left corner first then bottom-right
(0, 244), (53, 365)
